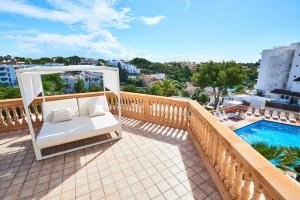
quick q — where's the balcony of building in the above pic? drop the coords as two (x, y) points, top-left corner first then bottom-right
(0, 92), (299, 200)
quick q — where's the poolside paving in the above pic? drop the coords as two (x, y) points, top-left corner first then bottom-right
(0, 118), (221, 200)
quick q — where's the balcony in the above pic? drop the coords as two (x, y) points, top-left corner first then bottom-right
(0, 92), (299, 199)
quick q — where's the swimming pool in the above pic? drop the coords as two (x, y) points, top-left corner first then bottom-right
(235, 120), (300, 148)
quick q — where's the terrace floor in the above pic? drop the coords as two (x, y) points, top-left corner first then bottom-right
(0, 118), (220, 200)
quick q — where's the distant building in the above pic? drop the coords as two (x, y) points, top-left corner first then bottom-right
(44, 63), (64, 67)
(108, 60), (140, 74)
(0, 64), (32, 86)
(79, 71), (103, 89)
(255, 42), (300, 104)
(142, 73), (166, 87)
(79, 58), (98, 65)
(61, 75), (77, 93)
(0, 63), (65, 86)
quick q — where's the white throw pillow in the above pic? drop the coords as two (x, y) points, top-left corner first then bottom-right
(88, 104), (105, 117)
(52, 108), (72, 123)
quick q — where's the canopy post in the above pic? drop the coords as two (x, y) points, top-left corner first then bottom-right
(16, 71), (42, 160)
(116, 68), (122, 124)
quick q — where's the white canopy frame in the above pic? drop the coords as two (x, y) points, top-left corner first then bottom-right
(16, 65), (122, 160)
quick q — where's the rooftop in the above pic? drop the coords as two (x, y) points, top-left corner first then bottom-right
(0, 118), (220, 200)
(0, 92), (300, 200)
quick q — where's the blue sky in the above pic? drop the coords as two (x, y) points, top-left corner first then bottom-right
(0, 0), (299, 62)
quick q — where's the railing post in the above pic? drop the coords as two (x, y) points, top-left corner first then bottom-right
(144, 96), (150, 120)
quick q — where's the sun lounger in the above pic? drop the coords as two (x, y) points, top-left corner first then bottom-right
(246, 107), (253, 115)
(272, 110), (279, 119)
(222, 110), (228, 120)
(288, 113), (296, 122)
(280, 112), (287, 121)
(213, 112), (223, 121)
(264, 110), (271, 118)
(254, 108), (260, 117)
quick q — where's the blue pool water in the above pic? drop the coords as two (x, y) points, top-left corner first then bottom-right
(235, 120), (300, 148)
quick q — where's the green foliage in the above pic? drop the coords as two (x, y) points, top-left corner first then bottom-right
(192, 92), (210, 104)
(122, 84), (137, 92)
(127, 77), (143, 87)
(118, 66), (128, 83)
(192, 61), (245, 109)
(181, 90), (191, 97)
(235, 84), (246, 94)
(74, 78), (86, 93)
(251, 142), (300, 173)
(130, 58), (152, 70)
(42, 74), (66, 93)
(251, 142), (284, 160)
(149, 80), (177, 97)
(149, 83), (164, 96)
(165, 63), (192, 83)
(0, 85), (21, 100)
(136, 87), (148, 94)
(243, 63), (259, 89)
(89, 86), (103, 92)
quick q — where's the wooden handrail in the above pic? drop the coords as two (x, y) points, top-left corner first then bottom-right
(0, 92), (299, 199)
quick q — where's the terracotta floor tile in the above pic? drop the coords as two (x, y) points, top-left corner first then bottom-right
(0, 120), (220, 200)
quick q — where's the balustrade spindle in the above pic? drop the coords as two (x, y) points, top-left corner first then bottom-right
(5, 108), (13, 126)
(251, 183), (263, 200)
(226, 156), (236, 190)
(264, 191), (273, 200)
(0, 109), (5, 127)
(221, 149), (230, 180)
(201, 123), (207, 147)
(216, 144), (225, 175)
(240, 172), (252, 200)
(13, 106), (21, 125)
(230, 162), (243, 199)
(21, 107), (26, 124)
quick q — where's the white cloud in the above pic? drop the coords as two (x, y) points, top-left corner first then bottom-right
(0, 0), (132, 31)
(1, 30), (135, 57)
(140, 16), (165, 25)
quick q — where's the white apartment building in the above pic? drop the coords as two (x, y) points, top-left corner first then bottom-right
(0, 64), (32, 86)
(79, 58), (98, 65)
(108, 60), (140, 74)
(61, 75), (77, 93)
(79, 71), (103, 89)
(142, 73), (166, 87)
(255, 42), (300, 104)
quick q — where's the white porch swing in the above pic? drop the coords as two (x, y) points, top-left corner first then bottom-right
(16, 65), (122, 160)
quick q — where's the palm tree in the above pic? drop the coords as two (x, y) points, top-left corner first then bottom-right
(251, 142), (284, 160)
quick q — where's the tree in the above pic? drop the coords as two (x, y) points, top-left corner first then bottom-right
(123, 84), (137, 92)
(42, 74), (65, 93)
(0, 85), (20, 100)
(118, 65), (128, 83)
(251, 143), (284, 160)
(192, 61), (245, 109)
(149, 80), (177, 96)
(136, 87), (148, 94)
(74, 78), (86, 93)
(181, 90), (191, 97)
(149, 83), (164, 96)
(89, 86), (103, 92)
(235, 84), (246, 94)
(192, 92), (210, 104)
(68, 56), (81, 65)
(130, 58), (151, 69)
